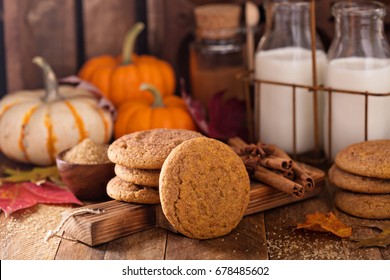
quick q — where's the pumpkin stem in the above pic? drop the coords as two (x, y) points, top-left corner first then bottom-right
(140, 83), (164, 108)
(32, 56), (59, 102)
(122, 22), (145, 65)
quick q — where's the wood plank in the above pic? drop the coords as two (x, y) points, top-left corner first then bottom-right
(146, 0), (264, 84)
(82, 0), (137, 59)
(146, 0), (194, 83)
(264, 188), (347, 260)
(164, 213), (268, 260)
(60, 164), (324, 247)
(333, 208), (385, 260)
(264, 183), (385, 260)
(61, 201), (156, 246)
(3, 0), (77, 91)
(0, 0), (7, 96)
(55, 239), (108, 260)
(0, 204), (72, 260)
(104, 228), (167, 260)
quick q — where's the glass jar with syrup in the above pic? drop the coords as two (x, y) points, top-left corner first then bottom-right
(189, 4), (246, 120)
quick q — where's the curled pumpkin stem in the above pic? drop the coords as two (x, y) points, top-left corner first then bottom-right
(122, 22), (145, 65)
(139, 83), (164, 108)
(32, 56), (59, 102)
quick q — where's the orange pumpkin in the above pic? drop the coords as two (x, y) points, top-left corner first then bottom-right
(114, 83), (196, 138)
(78, 22), (175, 107)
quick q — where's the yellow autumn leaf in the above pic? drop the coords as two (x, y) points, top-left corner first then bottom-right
(296, 212), (352, 238)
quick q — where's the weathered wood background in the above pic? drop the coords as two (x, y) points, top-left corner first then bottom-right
(0, 0), (390, 96)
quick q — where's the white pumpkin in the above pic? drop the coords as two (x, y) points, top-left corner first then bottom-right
(0, 56), (114, 166)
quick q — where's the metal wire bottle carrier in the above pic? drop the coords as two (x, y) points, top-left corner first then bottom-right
(240, 0), (390, 164)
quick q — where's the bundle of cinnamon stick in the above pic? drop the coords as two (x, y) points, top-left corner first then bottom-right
(228, 137), (315, 198)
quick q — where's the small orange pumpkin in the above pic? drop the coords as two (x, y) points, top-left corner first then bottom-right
(114, 83), (196, 138)
(78, 22), (175, 107)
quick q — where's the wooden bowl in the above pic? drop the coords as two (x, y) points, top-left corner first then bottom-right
(56, 149), (115, 201)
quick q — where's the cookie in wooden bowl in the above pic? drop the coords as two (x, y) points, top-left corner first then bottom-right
(159, 137), (250, 239)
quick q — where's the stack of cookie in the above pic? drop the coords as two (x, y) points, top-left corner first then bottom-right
(329, 140), (390, 219)
(106, 128), (203, 204)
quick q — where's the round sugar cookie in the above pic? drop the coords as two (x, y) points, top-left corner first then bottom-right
(115, 164), (160, 187)
(335, 140), (390, 179)
(329, 164), (390, 194)
(107, 176), (160, 204)
(159, 137), (250, 239)
(108, 128), (203, 169)
(334, 190), (390, 219)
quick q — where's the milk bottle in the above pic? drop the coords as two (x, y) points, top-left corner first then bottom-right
(255, 1), (326, 154)
(255, 47), (327, 154)
(324, 1), (390, 160)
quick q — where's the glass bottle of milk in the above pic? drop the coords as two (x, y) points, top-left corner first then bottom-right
(255, 0), (327, 155)
(325, 1), (390, 160)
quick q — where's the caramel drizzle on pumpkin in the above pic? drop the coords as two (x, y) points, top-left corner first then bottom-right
(19, 106), (38, 161)
(64, 101), (87, 141)
(91, 105), (110, 142)
(44, 111), (57, 163)
(0, 102), (18, 116)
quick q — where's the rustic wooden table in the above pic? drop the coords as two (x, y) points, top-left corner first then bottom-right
(1, 156), (389, 260)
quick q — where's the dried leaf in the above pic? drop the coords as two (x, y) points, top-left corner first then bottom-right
(181, 80), (209, 134)
(181, 79), (247, 141)
(296, 212), (352, 238)
(208, 91), (247, 141)
(0, 181), (82, 217)
(61, 75), (116, 119)
(353, 222), (390, 248)
(0, 166), (62, 185)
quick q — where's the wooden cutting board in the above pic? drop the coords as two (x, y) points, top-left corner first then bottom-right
(61, 163), (325, 246)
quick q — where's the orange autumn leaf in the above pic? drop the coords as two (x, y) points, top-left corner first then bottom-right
(296, 212), (352, 238)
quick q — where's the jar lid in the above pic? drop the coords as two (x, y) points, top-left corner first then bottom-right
(194, 4), (242, 40)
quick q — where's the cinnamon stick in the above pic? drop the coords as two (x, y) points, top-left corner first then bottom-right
(259, 155), (292, 171)
(268, 144), (315, 191)
(228, 137), (305, 198)
(229, 138), (292, 172)
(254, 166), (304, 198)
(274, 169), (295, 181)
(292, 164), (315, 191)
(228, 137), (249, 150)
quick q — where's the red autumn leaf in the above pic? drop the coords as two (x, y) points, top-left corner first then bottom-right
(296, 212), (352, 238)
(181, 80), (210, 134)
(208, 91), (247, 141)
(181, 79), (247, 141)
(0, 181), (82, 217)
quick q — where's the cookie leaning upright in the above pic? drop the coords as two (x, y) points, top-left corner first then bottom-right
(159, 137), (250, 239)
(335, 140), (390, 179)
(108, 128), (204, 169)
